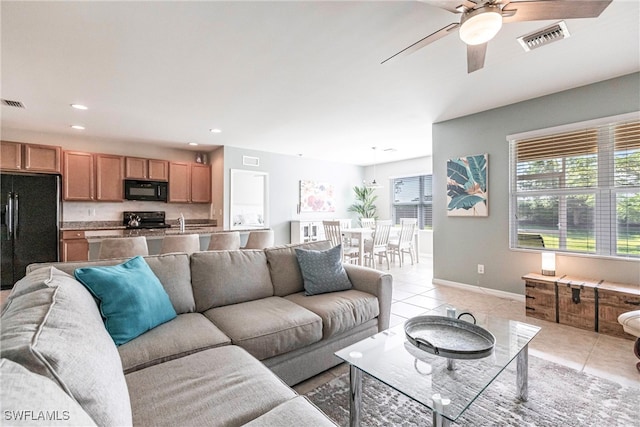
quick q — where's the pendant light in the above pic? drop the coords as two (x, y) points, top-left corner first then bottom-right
(365, 147), (383, 189)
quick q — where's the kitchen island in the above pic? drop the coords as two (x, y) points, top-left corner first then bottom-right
(60, 221), (268, 260)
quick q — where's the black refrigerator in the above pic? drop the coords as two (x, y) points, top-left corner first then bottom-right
(1, 173), (60, 289)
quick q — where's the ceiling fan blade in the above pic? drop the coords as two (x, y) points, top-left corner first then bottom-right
(467, 43), (487, 73)
(419, 1), (468, 14)
(382, 23), (460, 64)
(502, 0), (612, 23)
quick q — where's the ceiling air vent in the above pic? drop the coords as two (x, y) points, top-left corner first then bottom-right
(517, 21), (570, 52)
(1, 99), (25, 108)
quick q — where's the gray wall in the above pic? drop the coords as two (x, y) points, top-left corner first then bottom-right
(432, 72), (640, 295)
(223, 146), (364, 245)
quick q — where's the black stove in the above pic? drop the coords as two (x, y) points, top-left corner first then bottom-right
(123, 211), (171, 229)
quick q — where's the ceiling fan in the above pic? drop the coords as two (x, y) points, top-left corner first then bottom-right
(382, 0), (612, 73)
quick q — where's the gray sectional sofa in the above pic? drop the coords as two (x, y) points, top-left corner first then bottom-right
(0, 240), (392, 426)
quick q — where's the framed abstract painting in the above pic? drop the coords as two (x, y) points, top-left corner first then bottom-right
(447, 153), (488, 217)
(299, 180), (336, 212)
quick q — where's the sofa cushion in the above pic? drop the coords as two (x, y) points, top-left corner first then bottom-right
(74, 256), (177, 346)
(126, 346), (297, 427)
(243, 396), (337, 427)
(26, 253), (196, 314)
(191, 250), (274, 311)
(204, 296), (323, 360)
(0, 358), (97, 427)
(295, 244), (353, 295)
(285, 290), (379, 339)
(118, 312), (231, 374)
(0, 267), (132, 426)
(265, 240), (333, 297)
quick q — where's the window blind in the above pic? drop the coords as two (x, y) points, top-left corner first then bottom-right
(392, 175), (432, 229)
(509, 115), (639, 258)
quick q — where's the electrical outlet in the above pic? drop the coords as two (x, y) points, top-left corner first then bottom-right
(477, 264), (485, 274)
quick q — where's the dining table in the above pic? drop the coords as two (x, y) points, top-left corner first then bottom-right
(341, 226), (420, 266)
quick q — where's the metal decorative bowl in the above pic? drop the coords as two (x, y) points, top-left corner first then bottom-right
(404, 315), (496, 360)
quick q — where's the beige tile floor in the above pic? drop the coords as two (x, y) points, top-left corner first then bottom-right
(294, 255), (640, 395)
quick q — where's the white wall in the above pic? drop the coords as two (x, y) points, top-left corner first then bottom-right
(223, 146), (364, 245)
(432, 72), (640, 295)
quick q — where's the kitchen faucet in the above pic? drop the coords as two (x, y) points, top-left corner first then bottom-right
(179, 213), (185, 232)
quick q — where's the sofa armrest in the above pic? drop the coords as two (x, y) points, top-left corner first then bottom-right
(343, 264), (392, 332)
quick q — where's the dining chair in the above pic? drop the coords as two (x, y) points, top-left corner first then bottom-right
(160, 234), (201, 254)
(322, 220), (359, 263)
(363, 220), (392, 270)
(243, 230), (275, 249)
(208, 231), (241, 250)
(98, 236), (149, 260)
(389, 219), (416, 267)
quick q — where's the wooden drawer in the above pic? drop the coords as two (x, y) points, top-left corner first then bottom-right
(597, 282), (640, 339)
(61, 230), (86, 239)
(557, 277), (598, 332)
(524, 278), (557, 322)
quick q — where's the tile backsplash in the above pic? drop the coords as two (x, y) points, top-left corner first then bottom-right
(63, 201), (211, 222)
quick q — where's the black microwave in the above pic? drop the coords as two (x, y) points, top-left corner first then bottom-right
(124, 180), (168, 202)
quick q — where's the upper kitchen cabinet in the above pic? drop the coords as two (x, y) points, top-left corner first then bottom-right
(63, 151), (94, 200)
(191, 163), (212, 203)
(1, 141), (61, 173)
(125, 157), (169, 181)
(95, 154), (124, 201)
(63, 151), (123, 201)
(168, 162), (211, 203)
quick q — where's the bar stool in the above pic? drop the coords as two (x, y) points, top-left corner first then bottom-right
(208, 231), (241, 250)
(160, 234), (201, 254)
(243, 230), (275, 249)
(98, 236), (149, 260)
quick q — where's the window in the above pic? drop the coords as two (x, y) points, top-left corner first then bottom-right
(392, 175), (432, 229)
(509, 114), (639, 258)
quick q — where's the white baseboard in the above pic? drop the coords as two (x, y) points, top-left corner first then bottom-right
(432, 278), (525, 302)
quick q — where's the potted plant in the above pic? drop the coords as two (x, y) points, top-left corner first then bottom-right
(348, 185), (378, 219)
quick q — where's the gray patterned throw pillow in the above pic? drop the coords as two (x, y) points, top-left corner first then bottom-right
(295, 245), (353, 296)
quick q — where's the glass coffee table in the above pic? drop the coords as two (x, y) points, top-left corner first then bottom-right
(335, 310), (540, 426)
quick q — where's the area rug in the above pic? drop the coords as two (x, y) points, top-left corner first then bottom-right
(305, 356), (639, 426)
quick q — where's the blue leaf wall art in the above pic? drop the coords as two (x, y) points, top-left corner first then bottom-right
(447, 153), (488, 217)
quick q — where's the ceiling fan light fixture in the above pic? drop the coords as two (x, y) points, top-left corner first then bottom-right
(459, 5), (503, 46)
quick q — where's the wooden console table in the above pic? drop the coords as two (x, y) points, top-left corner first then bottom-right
(523, 273), (640, 340)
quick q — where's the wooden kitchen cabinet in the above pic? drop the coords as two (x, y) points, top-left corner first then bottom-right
(95, 154), (124, 201)
(125, 157), (168, 181)
(60, 230), (89, 262)
(191, 163), (211, 203)
(1, 141), (61, 173)
(63, 151), (95, 200)
(63, 151), (123, 201)
(168, 162), (190, 202)
(168, 161), (211, 203)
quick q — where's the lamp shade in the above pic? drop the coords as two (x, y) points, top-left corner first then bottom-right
(541, 252), (556, 276)
(459, 6), (503, 46)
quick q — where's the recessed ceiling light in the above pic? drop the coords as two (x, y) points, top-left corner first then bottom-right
(71, 125), (85, 130)
(209, 128), (222, 133)
(70, 104), (88, 110)
(188, 142), (198, 146)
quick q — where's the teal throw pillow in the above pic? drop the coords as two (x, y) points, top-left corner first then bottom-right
(295, 245), (353, 296)
(74, 256), (177, 345)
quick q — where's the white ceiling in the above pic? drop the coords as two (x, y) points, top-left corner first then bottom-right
(1, 1), (638, 166)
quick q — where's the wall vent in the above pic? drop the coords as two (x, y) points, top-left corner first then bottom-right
(243, 155), (260, 167)
(517, 21), (570, 52)
(1, 99), (25, 108)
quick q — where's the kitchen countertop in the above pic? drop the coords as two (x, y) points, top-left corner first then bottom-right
(60, 223), (268, 242)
